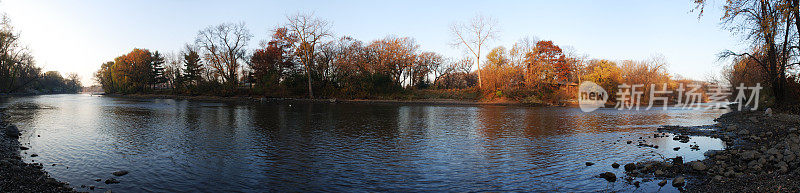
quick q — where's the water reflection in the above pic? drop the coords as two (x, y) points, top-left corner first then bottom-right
(1, 94), (726, 192)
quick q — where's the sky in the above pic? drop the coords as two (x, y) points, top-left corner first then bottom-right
(0, 0), (744, 85)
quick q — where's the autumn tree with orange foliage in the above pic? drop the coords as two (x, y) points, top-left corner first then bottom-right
(250, 27), (296, 95)
(368, 36), (419, 87)
(481, 46), (524, 91)
(95, 48), (165, 93)
(91, 14), (700, 106)
(524, 40), (569, 88)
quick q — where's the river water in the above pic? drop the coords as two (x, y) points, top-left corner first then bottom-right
(0, 94), (727, 192)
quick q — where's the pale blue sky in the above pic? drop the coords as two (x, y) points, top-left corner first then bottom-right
(0, 0), (741, 85)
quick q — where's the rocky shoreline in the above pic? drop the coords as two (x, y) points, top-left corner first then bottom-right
(0, 109), (77, 193)
(605, 109), (800, 192)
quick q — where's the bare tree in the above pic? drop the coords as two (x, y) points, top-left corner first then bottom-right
(509, 36), (540, 67)
(164, 52), (184, 93)
(430, 56), (455, 85)
(285, 12), (332, 98)
(694, 0), (798, 104)
(195, 22), (252, 87)
(450, 14), (500, 89)
(0, 13), (39, 93)
(453, 57), (474, 74)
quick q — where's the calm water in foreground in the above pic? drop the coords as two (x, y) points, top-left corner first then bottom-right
(0, 94), (727, 192)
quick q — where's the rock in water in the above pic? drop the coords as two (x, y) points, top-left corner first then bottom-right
(112, 170), (129, 176)
(104, 178), (120, 184)
(672, 176), (685, 187)
(658, 180), (667, 187)
(624, 163), (636, 172)
(611, 162), (620, 168)
(654, 169), (665, 176)
(599, 172), (616, 182)
(5, 125), (19, 138)
(691, 161), (707, 171)
(585, 162), (594, 166)
(672, 156), (684, 166)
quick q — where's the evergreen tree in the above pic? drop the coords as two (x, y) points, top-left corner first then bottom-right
(149, 51), (166, 90)
(182, 45), (203, 85)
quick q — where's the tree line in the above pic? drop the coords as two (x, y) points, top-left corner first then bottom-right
(0, 14), (81, 94)
(696, 0), (800, 107)
(94, 12), (719, 105)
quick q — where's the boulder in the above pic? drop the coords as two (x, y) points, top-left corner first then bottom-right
(741, 150), (758, 161)
(112, 170), (129, 176)
(691, 161), (707, 171)
(104, 178), (120, 184)
(658, 180), (667, 187)
(624, 163), (637, 172)
(4, 125), (19, 138)
(704, 150), (722, 157)
(672, 176), (685, 187)
(654, 169), (665, 176)
(599, 172), (616, 182)
(778, 165), (789, 173)
(738, 129), (750, 136)
(767, 148), (781, 155)
(672, 156), (684, 166)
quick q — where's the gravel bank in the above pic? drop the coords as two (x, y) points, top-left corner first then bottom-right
(0, 109), (76, 192)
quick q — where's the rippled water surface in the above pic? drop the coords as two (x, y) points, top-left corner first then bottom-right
(0, 94), (728, 192)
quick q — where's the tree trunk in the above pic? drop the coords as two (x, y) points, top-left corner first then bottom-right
(306, 57), (314, 99)
(476, 56), (482, 89)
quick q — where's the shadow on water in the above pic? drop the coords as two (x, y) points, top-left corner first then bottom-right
(2, 94), (726, 192)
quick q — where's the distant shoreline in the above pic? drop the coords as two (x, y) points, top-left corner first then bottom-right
(102, 93), (566, 107)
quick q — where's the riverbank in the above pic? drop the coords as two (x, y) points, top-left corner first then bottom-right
(104, 93), (564, 107)
(0, 109), (77, 192)
(613, 109), (800, 192)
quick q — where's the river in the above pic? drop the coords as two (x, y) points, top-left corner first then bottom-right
(0, 94), (727, 192)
